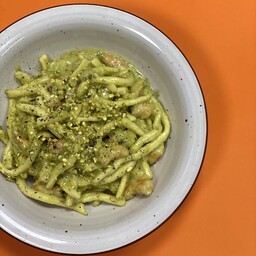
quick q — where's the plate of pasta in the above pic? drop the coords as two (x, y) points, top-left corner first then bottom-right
(0, 4), (207, 254)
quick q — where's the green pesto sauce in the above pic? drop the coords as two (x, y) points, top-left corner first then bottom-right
(11, 49), (154, 179)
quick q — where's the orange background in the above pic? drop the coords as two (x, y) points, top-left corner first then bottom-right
(0, 0), (255, 255)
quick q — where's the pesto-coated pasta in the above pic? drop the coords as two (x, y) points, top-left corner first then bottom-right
(0, 49), (171, 215)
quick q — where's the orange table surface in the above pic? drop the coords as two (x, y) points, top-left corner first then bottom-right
(0, 1), (255, 255)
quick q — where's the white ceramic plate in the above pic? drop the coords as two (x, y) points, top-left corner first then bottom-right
(0, 4), (207, 254)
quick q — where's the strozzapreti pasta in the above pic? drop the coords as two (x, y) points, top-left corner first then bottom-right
(0, 49), (171, 215)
